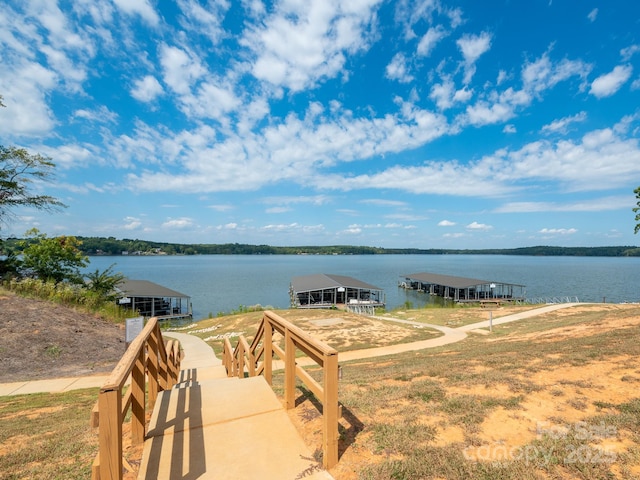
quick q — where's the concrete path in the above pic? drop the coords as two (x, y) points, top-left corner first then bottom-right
(163, 331), (221, 369)
(0, 303), (580, 396)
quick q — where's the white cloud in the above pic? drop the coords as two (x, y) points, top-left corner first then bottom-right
(0, 60), (58, 136)
(539, 228), (577, 235)
(590, 65), (633, 98)
(438, 220), (456, 226)
(386, 53), (414, 83)
(131, 75), (164, 102)
(456, 31), (492, 84)
(176, 0), (229, 45)
(162, 217), (195, 229)
(621, 45), (640, 61)
(587, 8), (598, 22)
(522, 52), (591, 94)
(73, 106), (118, 124)
(429, 78), (473, 110)
(416, 26), (448, 56)
(466, 221), (492, 231)
(541, 111), (587, 134)
(123, 216), (142, 230)
(112, 0), (159, 26)
(160, 44), (206, 95)
(243, 0), (380, 92)
(503, 124), (516, 133)
(495, 195), (631, 213)
(311, 116), (640, 196)
(126, 102), (451, 193)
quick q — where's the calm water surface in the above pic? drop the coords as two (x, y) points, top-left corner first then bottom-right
(84, 255), (640, 320)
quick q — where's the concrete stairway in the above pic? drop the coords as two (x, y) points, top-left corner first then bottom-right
(138, 341), (334, 480)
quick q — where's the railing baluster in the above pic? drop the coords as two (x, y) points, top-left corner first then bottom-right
(92, 317), (181, 480)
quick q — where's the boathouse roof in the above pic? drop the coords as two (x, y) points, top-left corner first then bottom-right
(402, 272), (523, 289)
(291, 273), (382, 292)
(115, 279), (190, 299)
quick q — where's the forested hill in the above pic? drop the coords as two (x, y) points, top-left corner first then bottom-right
(6, 237), (638, 257)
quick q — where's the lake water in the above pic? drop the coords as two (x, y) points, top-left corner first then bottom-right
(83, 254), (640, 320)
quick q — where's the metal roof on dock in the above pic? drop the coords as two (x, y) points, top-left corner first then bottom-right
(402, 272), (524, 289)
(291, 273), (382, 291)
(116, 279), (190, 299)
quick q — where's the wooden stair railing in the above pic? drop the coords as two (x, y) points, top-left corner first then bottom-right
(222, 310), (339, 469)
(90, 317), (182, 480)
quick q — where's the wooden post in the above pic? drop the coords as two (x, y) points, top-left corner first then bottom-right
(157, 327), (168, 390)
(147, 331), (159, 405)
(284, 328), (296, 409)
(236, 341), (245, 378)
(322, 352), (339, 469)
(99, 388), (123, 480)
(264, 319), (273, 385)
(131, 348), (145, 445)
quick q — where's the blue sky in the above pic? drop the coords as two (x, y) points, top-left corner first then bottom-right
(1, 0), (639, 248)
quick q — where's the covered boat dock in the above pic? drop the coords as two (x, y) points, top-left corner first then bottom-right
(115, 279), (192, 320)
(290, 274), (385, 309)
(400, 272), (525, 304)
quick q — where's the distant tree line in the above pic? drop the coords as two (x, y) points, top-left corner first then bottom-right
(4, 237), (639, 257)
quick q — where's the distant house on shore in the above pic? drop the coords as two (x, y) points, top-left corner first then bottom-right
(115, 279), (192, 320)
(290, 273), (385, 309)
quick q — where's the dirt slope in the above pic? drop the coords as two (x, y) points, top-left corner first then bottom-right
(0, 291), (125, 382)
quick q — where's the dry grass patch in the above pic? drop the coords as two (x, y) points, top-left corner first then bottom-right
(170, 308), (443, 355)
(285, 303), (640, 480)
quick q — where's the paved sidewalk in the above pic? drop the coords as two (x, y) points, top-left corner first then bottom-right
(0, 374), (111, 397)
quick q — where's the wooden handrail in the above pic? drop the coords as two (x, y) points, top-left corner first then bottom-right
(222, 310), (339, 469)
(91, 317), (182, 480)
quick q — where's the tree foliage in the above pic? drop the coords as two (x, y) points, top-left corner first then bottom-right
(634, 186), (640, 235)
(20, 229), (88, 284)
(0, 146), (66, 224)
(0, 95), (65, 226)
(84, 263), (125, 300)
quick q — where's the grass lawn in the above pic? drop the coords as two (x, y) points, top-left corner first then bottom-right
(0, 389), (99, 480)
(2, 303), (640, 479)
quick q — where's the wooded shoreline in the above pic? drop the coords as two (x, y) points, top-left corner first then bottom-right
(5, 237), (639, 257)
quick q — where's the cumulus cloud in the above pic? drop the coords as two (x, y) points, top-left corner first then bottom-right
(112, 0), (159, 26)
(590, 65), (633, 98)
(466, 221), (492, 231)
(160, 44), (205, 95)
(131, 75), (164, 102)
(438, 220), (456, 226)
(457, 31), (492, 84)
(429, 78), (473, 110)
(386, 53), (414, 83)
(417, 26), (448, 56)
(243, 0), (380, 92)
